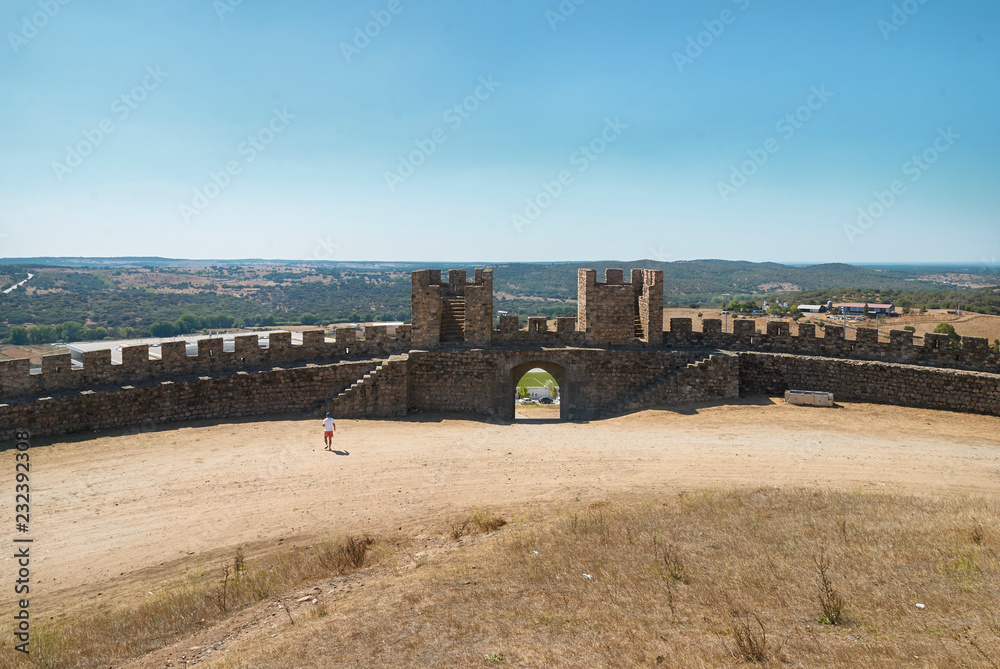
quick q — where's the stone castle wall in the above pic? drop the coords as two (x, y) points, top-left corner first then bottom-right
(3, 266), (999, 441)
(739, 352), (1000, 416)
(0, 359), (378, 441)
(0, 327), (411, 403)
(405, 348), (704, 420)
(321, 355), (410, 419)
(487, 316), (999, 374)
(685, 319), (1000, 374)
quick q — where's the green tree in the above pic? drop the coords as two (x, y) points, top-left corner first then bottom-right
(59, 321), (84, 341)
(9, 326), (28, 345)
(27, 324), (55, 344)
(933, 322), (961, 348)
(176, 313), (203, 334)
(151, 321), (177, 337)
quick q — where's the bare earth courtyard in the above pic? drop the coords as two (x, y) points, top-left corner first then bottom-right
(6, 399), (1000, 610)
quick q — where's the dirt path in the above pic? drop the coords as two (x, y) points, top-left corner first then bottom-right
(4, 399), (1000, 609)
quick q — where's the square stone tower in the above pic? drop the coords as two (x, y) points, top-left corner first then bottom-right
(577, 268), (663, 345)
(632, 268), (664, 345)
(411, 268), (493, 348)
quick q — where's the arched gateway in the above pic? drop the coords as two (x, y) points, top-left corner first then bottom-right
(508, 359), (570, 421)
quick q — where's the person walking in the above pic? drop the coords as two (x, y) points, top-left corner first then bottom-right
(322, 412), (336, 450)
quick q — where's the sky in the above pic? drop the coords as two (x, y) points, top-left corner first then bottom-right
(1, 0), (998, 265)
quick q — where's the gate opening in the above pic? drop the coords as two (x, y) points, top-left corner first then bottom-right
(511, 361), (567, 422)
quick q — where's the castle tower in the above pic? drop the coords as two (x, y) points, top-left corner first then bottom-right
(411, 268), (493, 348)
(631, 268), (664, 345)
(577, 268), (663, 346)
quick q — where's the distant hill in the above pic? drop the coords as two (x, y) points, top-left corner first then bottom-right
(490, 260), (998, 299)
(1, 259), (997, 341)
(2, 257), (995, 293)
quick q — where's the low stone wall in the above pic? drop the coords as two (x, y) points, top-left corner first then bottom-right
(739, 352), (1000, 416)
(0, 360), (377, 441)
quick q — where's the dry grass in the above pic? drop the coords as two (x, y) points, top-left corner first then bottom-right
(200, 488), (1000, 668)
(451, 507), (508, 539)
(0, 535), (381, 669)
(815, 549), (845, 626)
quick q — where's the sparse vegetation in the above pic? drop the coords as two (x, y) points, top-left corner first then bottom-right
(2, 535), (384, 669)
(450, 508), (508, 540)
(182, 489), (1000, 668)
(729, 610), (772, 662)
(815, 550), (845, 625)
(318, 534), (374, 573)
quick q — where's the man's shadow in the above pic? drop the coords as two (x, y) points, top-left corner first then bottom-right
(330, 449), (350, 456)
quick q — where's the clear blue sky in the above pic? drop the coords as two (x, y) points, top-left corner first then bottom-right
(1, 0), (997, 264)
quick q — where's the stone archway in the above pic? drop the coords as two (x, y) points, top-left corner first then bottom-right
(509, 359), (570, 421)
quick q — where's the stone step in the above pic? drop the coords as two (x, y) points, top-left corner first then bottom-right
(316, 358), (395, 416)
(622, 354), (717, 411)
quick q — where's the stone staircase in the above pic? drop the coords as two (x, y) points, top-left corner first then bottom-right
(315, 354), (409, 418)
(633, 312), (644, 340)
(440, 296), (466, 343)
(615, 352), (737, 416)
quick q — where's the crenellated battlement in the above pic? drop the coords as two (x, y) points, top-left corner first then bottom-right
(0, 327), (412, 403)
(484, 312), (998, 374)
(0, 269), (1000, 418)
(665, 319), (999, 374)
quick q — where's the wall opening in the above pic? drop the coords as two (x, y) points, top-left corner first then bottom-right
(510, 361), (568, 422)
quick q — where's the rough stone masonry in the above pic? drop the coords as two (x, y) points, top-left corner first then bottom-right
(2, 267), (998, 440)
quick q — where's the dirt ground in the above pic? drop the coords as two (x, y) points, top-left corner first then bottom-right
(0, 343), (65, 363)
(4, 399), (1000, 615)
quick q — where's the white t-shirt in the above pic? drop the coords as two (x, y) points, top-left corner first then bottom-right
(323, 417), (335, 431)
